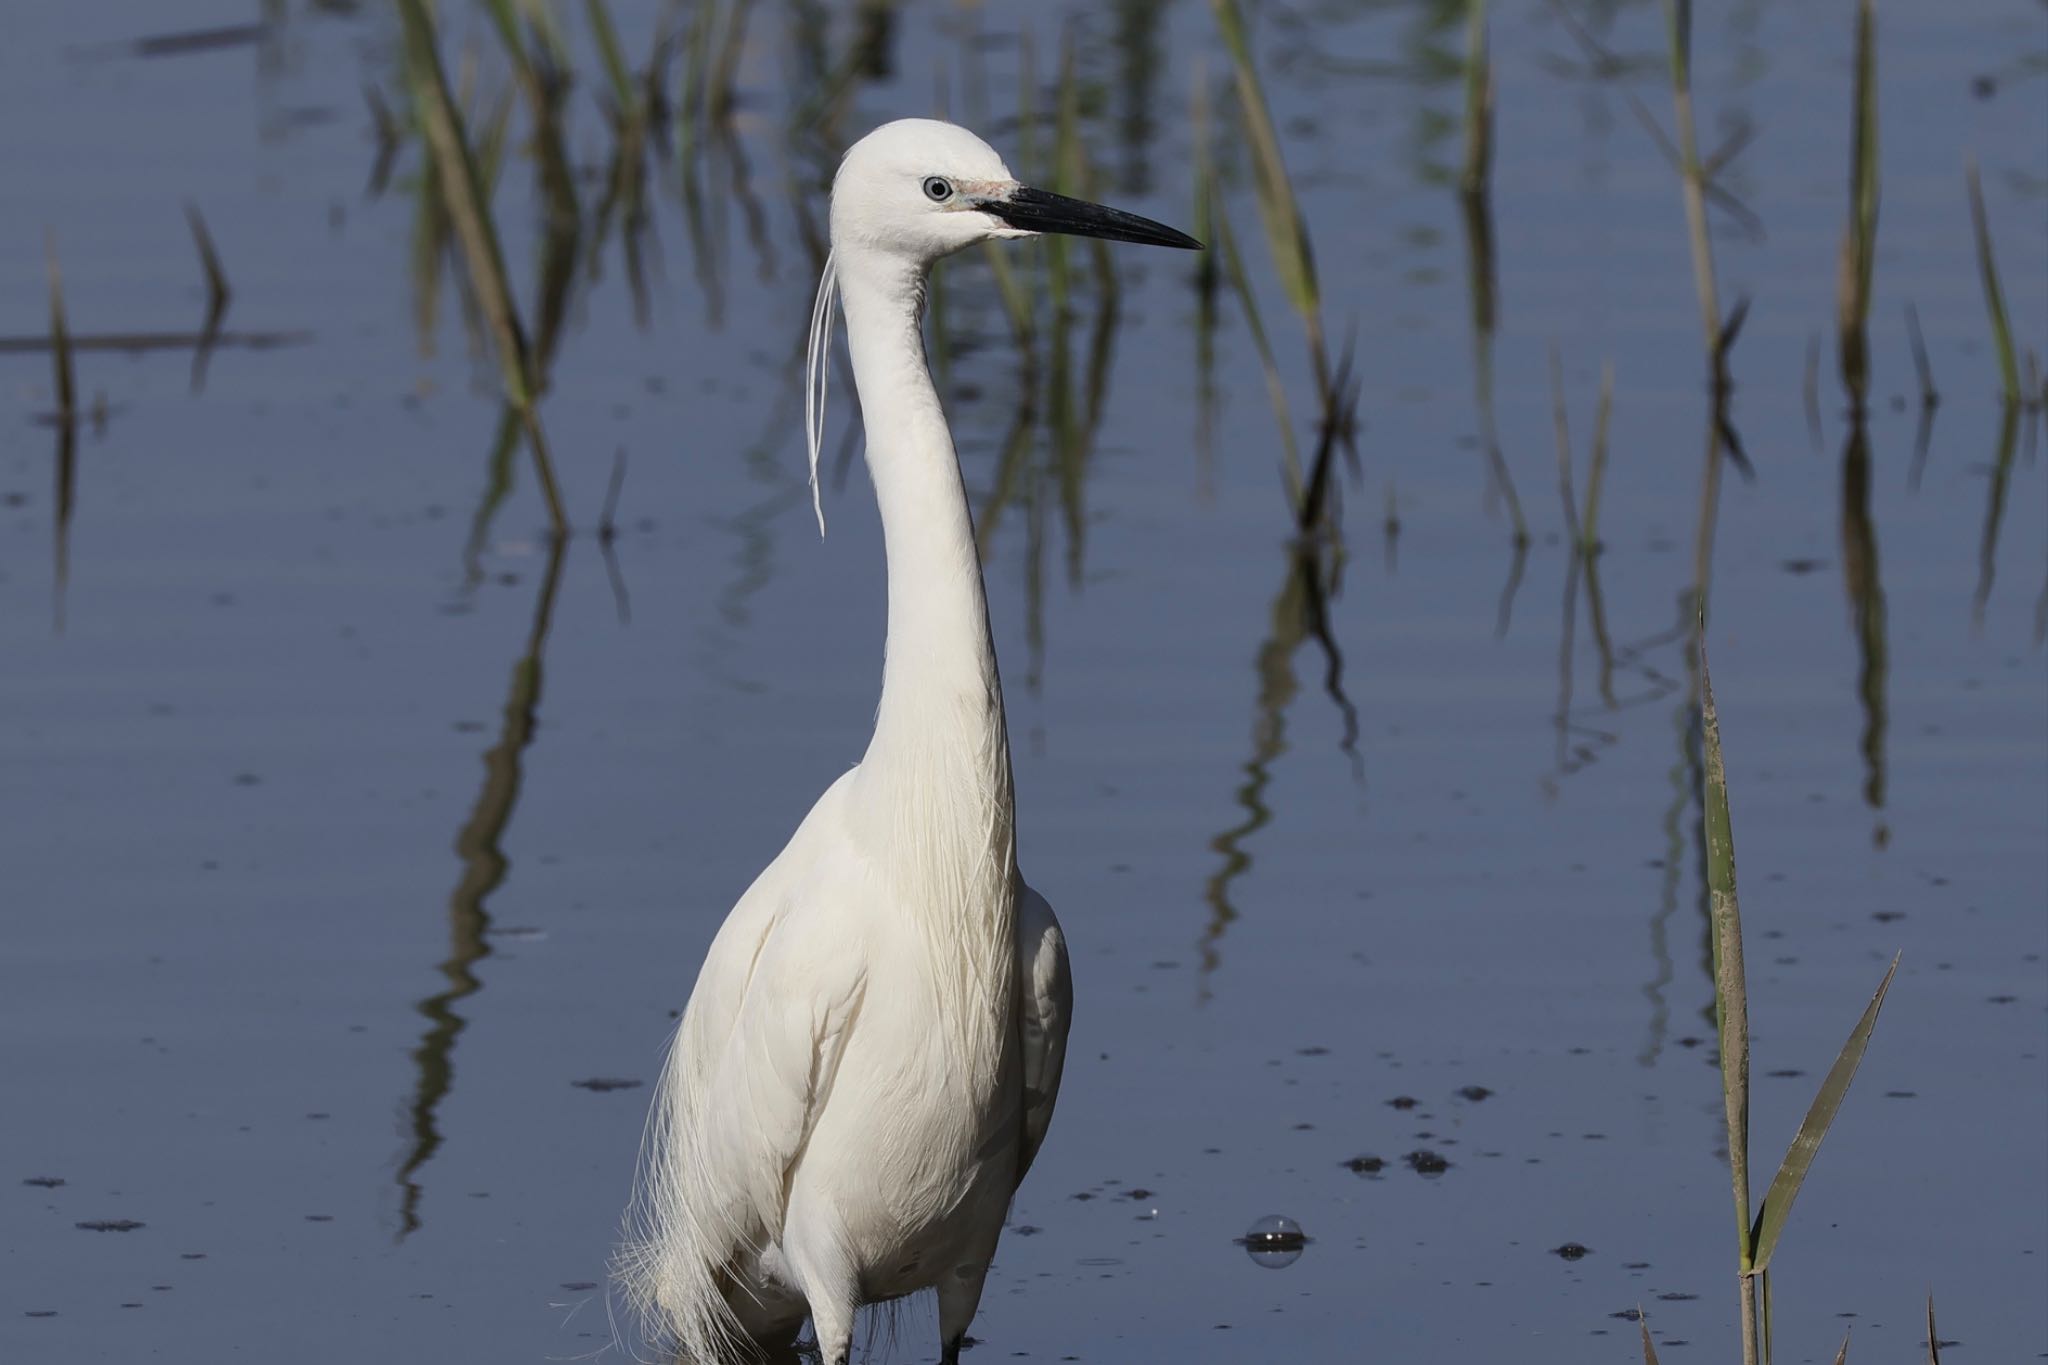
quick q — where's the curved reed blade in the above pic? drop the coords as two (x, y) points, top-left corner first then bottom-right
(1747, 953), (1900, 1274)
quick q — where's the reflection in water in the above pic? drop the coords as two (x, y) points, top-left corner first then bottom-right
(1548, 553), (1619, 781)
(1838, 419), (1888, 844)
(51, 414), (75, 636)
(1972, 402), (2022, 624)
(1453, 87), (1530, 635)
(1199, 540), (1358, 999)
(1639, 700), (1687, 1069)
(396, 539), (566, 1237)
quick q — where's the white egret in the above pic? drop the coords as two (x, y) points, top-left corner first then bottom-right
(615, 119), (1198, 1364)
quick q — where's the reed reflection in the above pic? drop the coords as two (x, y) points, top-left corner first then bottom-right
(1839, 418), (1888, 845)
(1199, 406), (1361, 1000)
(397, 538), (566, 1237)
(1972, 401), (2022, 625)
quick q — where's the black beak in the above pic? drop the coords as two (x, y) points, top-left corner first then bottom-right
(980, 184), (1202, 250)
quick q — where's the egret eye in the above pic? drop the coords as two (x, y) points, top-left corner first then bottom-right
(922, 176), (953, 203)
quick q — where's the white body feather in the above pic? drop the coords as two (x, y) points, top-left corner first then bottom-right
(618, 121), (1074, 1365)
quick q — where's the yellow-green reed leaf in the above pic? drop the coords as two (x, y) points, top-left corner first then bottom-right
(396, 0), (532, 405)
(1700, 633), (1753, 1266)
(1747, 954), (1899, 1275)
(1639, 1309), (1661, 1365)
(397, 0), (565, 536)
(1965, 157), (2021, 404)
(1211, 0), (1320, 329)
(1834, 1326), (1851, 1365)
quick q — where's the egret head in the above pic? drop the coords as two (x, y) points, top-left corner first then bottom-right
(830, 118), (1200, 264)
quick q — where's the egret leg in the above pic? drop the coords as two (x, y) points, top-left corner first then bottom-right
(781, 1219), (857, 1365)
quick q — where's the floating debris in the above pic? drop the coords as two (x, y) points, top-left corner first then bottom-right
(1342, 1154), (1385, 1175)
(1237, 1214), (1309, 1269)
(75, 1219), (145, 1232)
(22, 1176), (65, 1188)
(1404, 1150), (1451, 1176)
(1553, 1242), (1592, 1261)
(570, 1077), (643, 1093)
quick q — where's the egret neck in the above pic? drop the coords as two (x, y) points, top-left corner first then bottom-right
(836, 246), (1018, 950)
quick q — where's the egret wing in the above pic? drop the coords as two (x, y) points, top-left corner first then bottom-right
(1014, 883), (1071, 1183)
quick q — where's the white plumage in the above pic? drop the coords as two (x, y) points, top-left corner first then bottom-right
(616, 119), (1196, 1365)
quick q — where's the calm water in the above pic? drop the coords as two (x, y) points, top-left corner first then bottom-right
(3, 2), (2044, 1361)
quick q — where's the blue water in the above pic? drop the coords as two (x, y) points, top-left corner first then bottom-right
(3, 2), (2043, 1360)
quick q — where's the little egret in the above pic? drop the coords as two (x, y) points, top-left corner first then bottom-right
(616, 119), (1198, 1364)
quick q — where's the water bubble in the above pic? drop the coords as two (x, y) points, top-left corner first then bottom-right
(1238, 1214), (1308, 1269)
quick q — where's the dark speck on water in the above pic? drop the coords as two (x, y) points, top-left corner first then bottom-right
(1404, 1151), (1450, 1176)
(1552, 1243), (1592, 1261)
(569, 1078), (642, 1093)
(22, 1176), (65, 1188)
(76, 1220), (145, 1232)
(1342, 1155), (1385, 1175)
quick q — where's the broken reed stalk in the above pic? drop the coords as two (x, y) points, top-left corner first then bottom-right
(1836, 0), (1878, 407)
(395, 0), (567, 539)
(1964, 157), (2021, 406)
